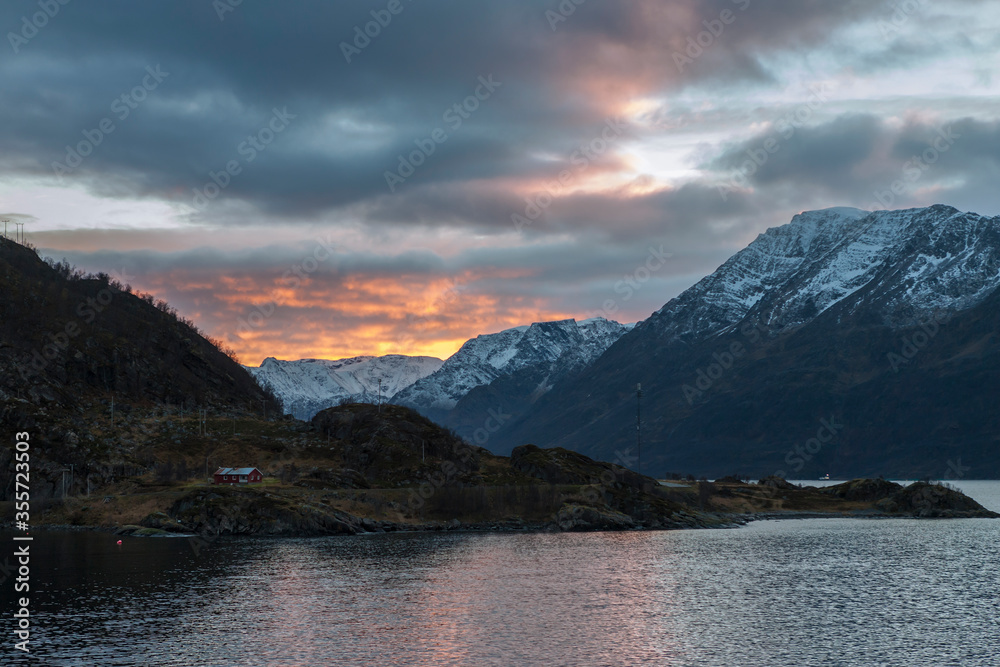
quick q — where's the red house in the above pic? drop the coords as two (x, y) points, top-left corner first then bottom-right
(213, 467), (264, 485)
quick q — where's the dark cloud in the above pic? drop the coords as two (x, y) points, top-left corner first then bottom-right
(0, 0), (908, 225)
(39, 234), (727, 362)
(5, 0), (999, 359)
(710, 114), (883, 189)
(707, 114), (1000, 216)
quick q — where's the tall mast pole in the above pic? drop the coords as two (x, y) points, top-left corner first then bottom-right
(636, 383), (642, 476)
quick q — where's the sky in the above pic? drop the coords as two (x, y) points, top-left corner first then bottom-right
(2, 0), (998, 365)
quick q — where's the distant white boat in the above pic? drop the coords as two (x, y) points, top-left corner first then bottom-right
(819, 474), (831, 480)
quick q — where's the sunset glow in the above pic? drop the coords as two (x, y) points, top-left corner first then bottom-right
(2, 1), (997, 365)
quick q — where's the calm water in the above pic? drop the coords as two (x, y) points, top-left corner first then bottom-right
(5, 482), (999, 666)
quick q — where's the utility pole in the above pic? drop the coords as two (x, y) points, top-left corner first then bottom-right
(377, 378), (383, 414)
(636, 383), (642, 476)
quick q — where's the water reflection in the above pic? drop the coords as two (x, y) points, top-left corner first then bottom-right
(9, 492), (1000, 666)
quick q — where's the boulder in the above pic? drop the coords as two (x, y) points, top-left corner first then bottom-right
(140, 511), (189, 533)
(555, 504), (635, 531)
(167, 486), (364, 536)
(757, 475), (796, 490)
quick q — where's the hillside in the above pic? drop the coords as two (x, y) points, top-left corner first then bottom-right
(0, 237), (281, 501)
(491, 206), (1000, 478)
(393, 317), (632, 441)
(9, 400), (991, 537)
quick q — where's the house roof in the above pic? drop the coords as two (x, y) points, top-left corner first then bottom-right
(214, 467), (261, 476)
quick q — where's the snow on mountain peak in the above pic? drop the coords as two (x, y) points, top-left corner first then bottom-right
(246, 354), (443, 420)
(250, 206), (997, 427)
(249, 318), (633, 420)
(651, 206), (1000, 341)
(393, 317), (632, 411)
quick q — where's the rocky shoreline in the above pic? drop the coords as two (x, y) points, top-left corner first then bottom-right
(10, 505), (993, 541)
(8, 476), (994, 540)
(4, 407), (996, 538)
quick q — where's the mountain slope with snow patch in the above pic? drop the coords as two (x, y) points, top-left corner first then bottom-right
(246, 355), (442, 420)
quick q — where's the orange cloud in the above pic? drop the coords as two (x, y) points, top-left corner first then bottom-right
(125, 265), (575, 365)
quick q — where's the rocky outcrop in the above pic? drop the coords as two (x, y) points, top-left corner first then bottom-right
(511, 444), (653, 491)
(816, 477), (999, 517)
(820, 478), (903, 502)
(876, 481), (1000, 518)
(311, 403), (485, 485)
(139, 511), (190, 533)
(757, 475), (797, 490)
(511, 444), (719, 530)
(164, 487), (365, 536)
(555, 504), (636, 531)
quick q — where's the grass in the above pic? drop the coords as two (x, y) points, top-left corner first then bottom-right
(14, 479), (567, 530)
(700, 480), (898, 514)
(13, 402), (985, 534)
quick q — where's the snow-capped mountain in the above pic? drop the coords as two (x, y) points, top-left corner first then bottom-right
(248, 317), (632, 423)
(642, 205), (1000, 342)
(493, 205), (1000, 476)
(391, 317), (633, 413)
(246, 355), (442, 420)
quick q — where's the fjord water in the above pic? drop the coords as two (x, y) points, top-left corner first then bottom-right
(15, 482), (1000, 667)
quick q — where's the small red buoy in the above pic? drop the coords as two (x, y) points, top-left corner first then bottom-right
(117, 540), (122, 545)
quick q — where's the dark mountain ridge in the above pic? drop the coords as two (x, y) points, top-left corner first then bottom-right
(490, 206), (1000, 478)
(0, 237), (280, 500)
